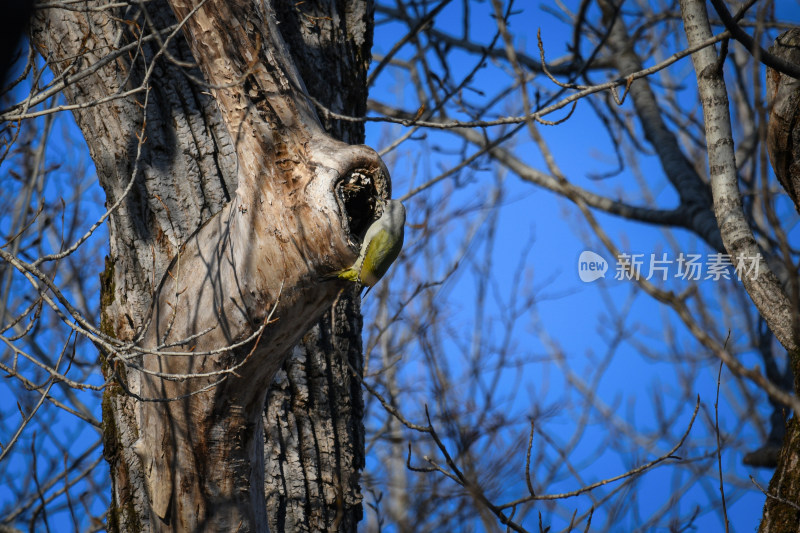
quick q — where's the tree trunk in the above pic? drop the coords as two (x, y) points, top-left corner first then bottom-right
(31, 0), (377, 530)
(767, 30), (800, 216)
(759, 28), (800, 533)
(262, 4), (373, 531)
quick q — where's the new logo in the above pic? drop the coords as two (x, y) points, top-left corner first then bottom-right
(578, 251), (608, 282)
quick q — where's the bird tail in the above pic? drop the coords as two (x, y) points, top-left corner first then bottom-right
(320, 268), (359, 283)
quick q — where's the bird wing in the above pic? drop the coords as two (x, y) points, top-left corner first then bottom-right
(360, 228), (401, 286)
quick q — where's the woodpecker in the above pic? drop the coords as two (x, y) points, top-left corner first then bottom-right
(328, 199), (405, 289)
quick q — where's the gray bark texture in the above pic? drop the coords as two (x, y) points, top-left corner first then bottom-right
(759, 28), (800, 533)
(680, 0), (797, 358)
(261, 4), (372, 532)
(597, 0), (722, 253)
(767, 29), (800, 215)
(679, 3), (800, 531)
(31, 0), (376, 531)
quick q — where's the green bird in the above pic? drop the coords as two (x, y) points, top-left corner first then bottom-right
(328, 199), (406, 289)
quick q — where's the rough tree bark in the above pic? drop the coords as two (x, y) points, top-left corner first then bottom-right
(31, 0), (377, 531)
(261, 4), (373, 531)
(760, 28), (800, 533)
(767, 30), (800, 216)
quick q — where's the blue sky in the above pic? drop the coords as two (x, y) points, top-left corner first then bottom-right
(2, 0), (799, 531)
(361, 1), (799, 530)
